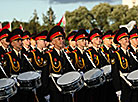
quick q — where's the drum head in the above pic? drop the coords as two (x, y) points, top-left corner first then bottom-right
(127, 70), (138, 80)
(57, 71), (80, 85)
(84, 69), (103, 81)
(101, 65), (111, 75)
(0, 78), (14, 88)
(17, 71), (41, 81)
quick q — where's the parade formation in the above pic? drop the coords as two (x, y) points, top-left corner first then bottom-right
(0, 21), (138, 102)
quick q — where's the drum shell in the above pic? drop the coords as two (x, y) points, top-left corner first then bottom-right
(17, 76), (41, 90)
(84, 73), (105, 88)
(0, 79), (17, 100)
(84, 69), (106, 88)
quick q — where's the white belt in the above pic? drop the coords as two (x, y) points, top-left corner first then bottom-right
(50, 73), (62, 78)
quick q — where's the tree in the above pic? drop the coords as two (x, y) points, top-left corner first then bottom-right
(29, 9), (40, 34)
(42, 7), (56, 26)
(65, 6), (94, 33)
(90, 3), (112, 32)
(109, 5), (129, 31)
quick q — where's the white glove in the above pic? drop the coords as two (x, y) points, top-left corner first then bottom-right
(44, 95), (50, 102)
(116, 90), (121, 97)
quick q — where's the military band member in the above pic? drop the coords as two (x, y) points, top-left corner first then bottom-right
(111, 27), (131, 102)
(28, 30), (48, 71)
(30, 33), (36, 50)
(2, 28), (35, 102)
(3, 28), (24, 77)
(21, 31), (31, 55)
(86, 28), (103, 68)
(68, 29), (90, 102)
(100, 30), (113, 65)
(65, 31), (77, 53)
(128, 28), (138, 71)
(127, 28), (138, 102)
(0, 29), (10, 78)
(42, 25), (73, 102)
(109, 30), (119, 52)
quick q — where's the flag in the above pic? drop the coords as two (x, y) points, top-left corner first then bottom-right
(19, 24), (24, 31)
(0, 23), (2, 32)
(57, 15), (66, 27)
(2, 22), (11, 31)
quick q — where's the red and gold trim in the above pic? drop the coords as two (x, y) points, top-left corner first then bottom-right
(10, 34), (21, 42)
(75, 34), (85, 41)
(0, 34), (8, 39)
(112, 34), (115, 38)
(68, 35), (74, 41)
(50, 32), (62, 41)
(22, 35), (30, 40)
(90, 33), (100, 41)
(102, 34), (112, 40)
(130, 33), (138, 39)
(117, 33), (128, 41)
(35, 36), (46, 41)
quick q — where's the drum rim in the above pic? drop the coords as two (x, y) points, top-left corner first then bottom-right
(57, 71), (81, 85)
(0, 78), (15, 88)
(84, 68), (103, 80)
(127, 70), (138, 80)
(17, 71), (41, 81)
(101, 65), (111, 75)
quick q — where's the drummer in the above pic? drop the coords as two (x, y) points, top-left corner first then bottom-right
(127, 28), (138, 102)
(30, 33), (36, 50)
(111, 27), (131, 102)
(3, 28), (24, 77)
(128, 28), (138, 71)
(99, 30), (113, 65)
(64, 31), (77, 53)
(42, 25), (74, 102)
(21, 30), (31, 56)
(0, 29), (10, 78)
(68, 29), (90, 102)
(27, 30), (48, 102)
(109, 30), (119, 52)
(2, 28), (36, 102)
(85, 28), (117, 102)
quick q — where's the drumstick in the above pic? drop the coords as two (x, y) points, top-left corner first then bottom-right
(62, 50), (76, 71)
(23, 54), (36, 71)
(85, 52), (96, 68)
(0, 63), (8, 78)
(118, 95), (121, 102)
(119, 71), (132, 87)
(50, 74), (62, 92)
(33, 89), (39, 102)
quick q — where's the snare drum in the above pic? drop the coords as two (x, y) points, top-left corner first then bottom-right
(101, 65), (112, 82)
(84, 68), (105, 88)
(127, 70), (138, 88)
(17, 71), (41, 90)
(57, 71), (84, 94)
(0, 78), (17, 100)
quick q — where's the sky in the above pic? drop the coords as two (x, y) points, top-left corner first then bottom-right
(0, 0), (122, 25)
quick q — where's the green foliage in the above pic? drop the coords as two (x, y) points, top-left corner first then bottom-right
(1, 3), (138, 35)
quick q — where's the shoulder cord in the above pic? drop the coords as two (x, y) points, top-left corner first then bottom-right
(31, 51), (46, 67)
(87, 50), (99, 66)
(7, 53), (20, 72)
(116, 51), (128, 69)
(47, 52), (61, 73)
(101, 47), (110, 63)
(73, 52), (85, 69)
